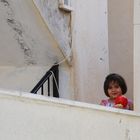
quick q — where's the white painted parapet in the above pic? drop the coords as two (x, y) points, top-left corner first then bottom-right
(0, 89), (140, 140)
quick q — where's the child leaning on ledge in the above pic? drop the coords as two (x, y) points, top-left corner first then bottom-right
(100, 73), (133, 110)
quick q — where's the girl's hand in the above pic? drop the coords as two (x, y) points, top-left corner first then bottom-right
(113, 104), (123, 109)
(115, 95), (128, 108)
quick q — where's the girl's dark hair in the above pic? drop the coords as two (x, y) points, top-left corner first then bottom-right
(104, 73), (127, 97)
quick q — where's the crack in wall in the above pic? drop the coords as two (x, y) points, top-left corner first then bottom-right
(7, 18), (23, 36)
(0, 0), (9, 6)
(7, 18), (36, 65)
(125, 129), (131, 140)
(1, 0), (36, 65)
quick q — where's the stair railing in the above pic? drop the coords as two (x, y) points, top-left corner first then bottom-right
(30, 64), (59, 97)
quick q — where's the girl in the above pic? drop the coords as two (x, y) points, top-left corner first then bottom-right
(100, 73), (133, 110)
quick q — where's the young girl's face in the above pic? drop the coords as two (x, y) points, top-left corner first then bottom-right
(107, 81), (123, 99)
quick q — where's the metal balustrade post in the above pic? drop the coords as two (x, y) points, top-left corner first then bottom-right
(52, 65), (59, 97)
(30, 64), (59, 98)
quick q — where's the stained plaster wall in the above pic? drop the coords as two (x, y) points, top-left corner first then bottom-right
(0, 0), (74, 98)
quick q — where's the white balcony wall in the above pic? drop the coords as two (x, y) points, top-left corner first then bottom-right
(0, 89), (140, 140)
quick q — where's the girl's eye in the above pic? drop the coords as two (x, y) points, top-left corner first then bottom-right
(114, 85), (119, 88)
(108, 84), (120, 89)
(108, 86), (113, 89)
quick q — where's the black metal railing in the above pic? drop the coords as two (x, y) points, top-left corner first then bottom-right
(30, 64), (59, 97)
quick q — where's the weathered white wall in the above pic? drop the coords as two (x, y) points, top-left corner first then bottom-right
(72, 0), (109, 104)
(0, 0), (109, 103)
(0, 0), (62, 91)
(31, 0), (74, 99)
(0, 0), (63, 66)
(134, 0), (140, 112)
(32, 0), (72, 63)
(108, 0), (133, 100)
(0, 66), (49, 92)
(0, 90), (140, 140)
(0, 0), (74, 98)
(1, 0), (136, 108)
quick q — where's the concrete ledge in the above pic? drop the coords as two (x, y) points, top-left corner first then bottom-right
(0, 89), (140, 140)
(0, 88), (138, 117)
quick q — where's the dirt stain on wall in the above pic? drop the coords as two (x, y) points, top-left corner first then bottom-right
(0, 0), (36, 65)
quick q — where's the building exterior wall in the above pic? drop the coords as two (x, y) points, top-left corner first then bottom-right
(0, 0), (63, 91)
(108, 0), (133, 101)
(0, 0), (74, 98)
(0, 0), (109, 104)
(0, 0), (63, 66)
(30, 0), (75, 100)
(72, 0), (109, 104)
(0, 0), (138, 109)
(134, 0), (140, 112)
(32, 0), (72, 63)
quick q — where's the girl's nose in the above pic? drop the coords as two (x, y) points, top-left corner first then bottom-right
(111, 88), (116, 91)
